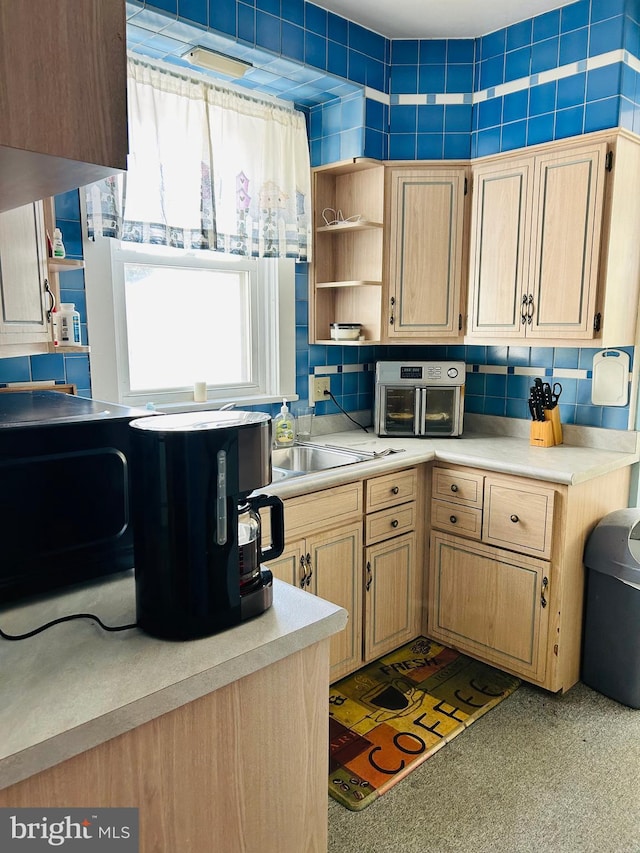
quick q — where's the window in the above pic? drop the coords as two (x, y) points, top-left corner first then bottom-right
(82, 229), (296, 409)
(82, 60), (306, 410)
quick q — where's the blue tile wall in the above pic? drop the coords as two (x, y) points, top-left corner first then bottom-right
(7, 1), (633, 428)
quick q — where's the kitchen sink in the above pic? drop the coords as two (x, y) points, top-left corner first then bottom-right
(271, 442), (380, 480)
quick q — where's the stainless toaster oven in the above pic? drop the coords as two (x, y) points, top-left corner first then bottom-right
(374, 361), (465, 437)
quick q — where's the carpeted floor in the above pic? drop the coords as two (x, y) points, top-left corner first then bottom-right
(328, 680), (640, 853)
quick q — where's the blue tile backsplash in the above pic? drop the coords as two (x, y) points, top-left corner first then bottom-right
(4, 0), (638, 431)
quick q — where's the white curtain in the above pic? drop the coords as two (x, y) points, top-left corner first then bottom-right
(86, 57), (311, 260)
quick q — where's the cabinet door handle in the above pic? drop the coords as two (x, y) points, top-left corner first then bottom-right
(305, 553), (313, 587)
(449, 515), (457, 524)
(299, 555), (307, 589)
(510, 514), (519, 523)
(366, 561), (373, 591)
(527, 293), (534, 324)
(44, 279), (56, 321)
(541, 576), (549, 608)
(391, 519), (399, 528)
(520, 293), (528, 324)
(450, 483), (458, 493)
(391, 486), (399, 495)
(389, 296), (395, 325)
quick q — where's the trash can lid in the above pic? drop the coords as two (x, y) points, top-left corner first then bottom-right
(584, 508), (640, 584)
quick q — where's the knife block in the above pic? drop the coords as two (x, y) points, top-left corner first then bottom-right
(530, 419), (555, 447)
(544, 406), (562, 445)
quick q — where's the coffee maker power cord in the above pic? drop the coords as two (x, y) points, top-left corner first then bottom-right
(0, 613), (138, 641)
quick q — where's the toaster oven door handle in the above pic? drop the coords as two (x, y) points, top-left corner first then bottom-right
(417, 387), (426, 436)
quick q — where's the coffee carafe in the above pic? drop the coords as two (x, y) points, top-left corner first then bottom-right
(129, 410), (285, 640)
(238, 495), (283, 591)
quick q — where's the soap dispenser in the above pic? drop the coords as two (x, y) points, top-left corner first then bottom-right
(273, 399), (295, 447)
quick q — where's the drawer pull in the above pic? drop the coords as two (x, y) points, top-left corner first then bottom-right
(391, 486), (400, 495)
(449, 515), (457, 524)
(391, 519), (399, 528)
(510, 514), (519, 523)
(450, 484), (458, 492)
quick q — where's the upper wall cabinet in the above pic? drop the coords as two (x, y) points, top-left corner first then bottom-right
(0, 0), (127, 212)
(0, 197), (88, 358)
(0, 202), (51, 355)
(468, 140), (607, 341)
(467, 130), (640, 347)
(309, 159), (385, 344)
(385, 165), (468, 341)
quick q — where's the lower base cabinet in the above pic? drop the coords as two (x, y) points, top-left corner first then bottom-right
(428, 531), (549, 682)
(427, 463), (631, 692)
(266, 467), (424, 682)
(268, 522), (363, 682)
(364, 530), (419, 662)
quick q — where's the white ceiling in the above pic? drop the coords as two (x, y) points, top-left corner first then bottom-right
(311, 0), (576, 39)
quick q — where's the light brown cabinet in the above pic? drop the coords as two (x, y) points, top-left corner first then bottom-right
(265, 467), (424, 682)
(427, 463), (631, 692)
(269, 523), (363, 682)
(309, 159), (468, 345)
(468, 140), (607, 340)
(0, 0), (127, 212)
(385, 165), (468, 340)
(264, 481), (364, 682)
(467, 130), (640, 346)
(430, 531), (550, 682)
(363, 468), (422, 662)
(309, 158), (385, 344)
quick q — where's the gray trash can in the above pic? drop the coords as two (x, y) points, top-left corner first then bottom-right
(582, 508), (640, 708)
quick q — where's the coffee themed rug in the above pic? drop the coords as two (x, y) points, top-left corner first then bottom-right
(329, 637), (520, 810)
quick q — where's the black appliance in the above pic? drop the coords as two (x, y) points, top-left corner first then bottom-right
(129, 410), (285, 640)
(0, 390), (153, 602)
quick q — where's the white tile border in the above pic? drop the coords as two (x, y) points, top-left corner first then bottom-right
(376, 49), (635, 110)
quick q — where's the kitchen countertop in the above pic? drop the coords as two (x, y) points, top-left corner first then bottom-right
(264, 421), (640, 499)
(0, 573), (347, 790)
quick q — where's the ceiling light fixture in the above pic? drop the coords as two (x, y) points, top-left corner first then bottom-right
(184, 47), (252, 78)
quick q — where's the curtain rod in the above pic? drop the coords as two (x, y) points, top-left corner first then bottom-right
(127, 51), (300, 115)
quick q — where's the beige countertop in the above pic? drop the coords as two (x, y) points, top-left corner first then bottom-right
(263, 420), (640, 500)
(0, 573), (347, 791)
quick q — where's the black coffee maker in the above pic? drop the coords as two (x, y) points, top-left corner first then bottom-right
(129, 410), (285, 640)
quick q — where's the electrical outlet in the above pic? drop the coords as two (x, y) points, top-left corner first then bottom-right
(311, 376), (330, 404)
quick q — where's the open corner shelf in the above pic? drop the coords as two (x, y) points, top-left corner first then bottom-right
(47, 258), (85, 273)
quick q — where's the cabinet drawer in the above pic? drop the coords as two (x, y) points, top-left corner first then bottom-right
(431, 499), (482, 540)
(432, 467), (484, 508)
(284, 481), (363, 539)
(365, 501), (416, 545)
(483, 478), (555, 559)
(366, 468), (417, 512)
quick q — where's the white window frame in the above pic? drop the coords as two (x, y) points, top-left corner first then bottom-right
(81, 199), (296, 410)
